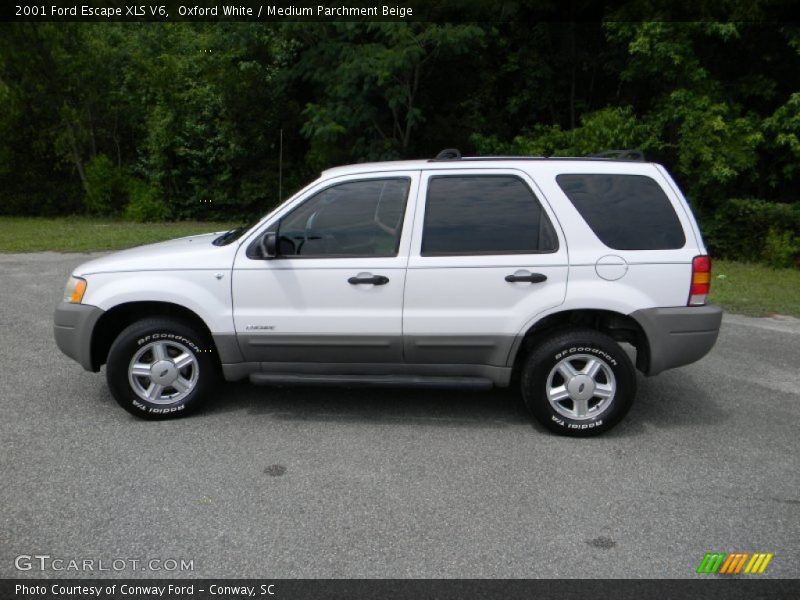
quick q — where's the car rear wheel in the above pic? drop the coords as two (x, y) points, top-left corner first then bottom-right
(521, 328), (636, 436)
(106, 318), (218, 419)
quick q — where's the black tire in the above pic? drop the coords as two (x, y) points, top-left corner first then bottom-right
(106, 317), (219, 420)
(521, 328), (636, 437)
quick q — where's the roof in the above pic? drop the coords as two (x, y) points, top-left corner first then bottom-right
(320, 156), (655, 178)
(321, 160), (429, 177)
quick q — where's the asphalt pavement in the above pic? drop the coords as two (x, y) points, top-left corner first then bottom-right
(1, 252), (798, 579)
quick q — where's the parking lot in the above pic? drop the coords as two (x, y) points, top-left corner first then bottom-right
(1, 252), (798, 578)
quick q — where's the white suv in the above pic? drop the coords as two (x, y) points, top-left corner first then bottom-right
(54, 151), (722, 436)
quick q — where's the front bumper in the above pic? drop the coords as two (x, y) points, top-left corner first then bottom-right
(630, 304), (723, 376)
(54, 302), (105, 371)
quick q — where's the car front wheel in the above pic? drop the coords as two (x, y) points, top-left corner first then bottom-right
(106, 318), (218, 419)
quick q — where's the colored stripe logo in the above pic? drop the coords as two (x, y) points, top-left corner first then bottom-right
(696, 552), (773, 574)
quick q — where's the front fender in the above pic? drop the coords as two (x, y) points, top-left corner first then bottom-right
(81, 271), (234, 334)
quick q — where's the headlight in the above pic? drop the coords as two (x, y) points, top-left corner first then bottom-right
(63, 276), (87, 304)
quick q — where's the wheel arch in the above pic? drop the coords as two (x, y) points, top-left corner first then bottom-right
(508, 308), (650, 381)
(90, 301), (218, 371)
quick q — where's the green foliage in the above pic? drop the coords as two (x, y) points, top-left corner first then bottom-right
(475, 98), (762, 213)
(83, 154), (128, 216)
(658, 91), (763, 207)
(762, 228), (800, 269)
(124, 180), (169, 223)
(704, 199), (800, 262)
(763, 92), (800, 185)
(472, 106), (660, 157)
(1, 17), (800, 268)
(0, 23), (289, 221)
(292, 22), (484, 165)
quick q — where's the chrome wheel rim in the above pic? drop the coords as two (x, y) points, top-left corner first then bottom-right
(128, 340), (199, 405)
(546, 353), (616, 421)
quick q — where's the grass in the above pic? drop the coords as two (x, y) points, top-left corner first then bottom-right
(0, 216), (238, 253)
(710, 259), (800, 318)
(1, 217), (798, 318)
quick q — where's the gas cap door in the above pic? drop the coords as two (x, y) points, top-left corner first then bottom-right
(595, 254), (628, 281)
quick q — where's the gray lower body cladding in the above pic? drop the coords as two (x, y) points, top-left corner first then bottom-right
(221, 360), (512, 387)
(217, 305), (723, 385)
(55, 304), (720, 386)
(232, 333), (514, 366)
(216, 333), (515, 387)
(54, 302), (105, 372)
(630, 304), (723, 375)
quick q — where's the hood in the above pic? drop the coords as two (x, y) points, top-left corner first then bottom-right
(74, 232), (239, 276)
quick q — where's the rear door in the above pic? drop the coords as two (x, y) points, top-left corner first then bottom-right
(402, 168), (568, 367)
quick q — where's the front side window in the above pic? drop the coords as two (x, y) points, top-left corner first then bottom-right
(556, 174), (686, 250)
(421, 175), (558, 256)
(277, 178), (410, 257)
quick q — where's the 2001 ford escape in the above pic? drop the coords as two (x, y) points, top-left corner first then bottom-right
(54, 150), (722, 436)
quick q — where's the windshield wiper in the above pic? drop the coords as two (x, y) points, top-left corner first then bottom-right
(212, 227), (245, 246)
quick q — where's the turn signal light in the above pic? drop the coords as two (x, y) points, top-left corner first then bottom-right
(688, 255), (711, 306)
(64, 276), (87, 304)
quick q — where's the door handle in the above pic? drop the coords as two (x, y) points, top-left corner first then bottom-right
(505, 273), (547, 283)
(348, 274), (389, 285)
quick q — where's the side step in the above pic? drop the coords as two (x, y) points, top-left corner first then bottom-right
(249, 373), (494, 390)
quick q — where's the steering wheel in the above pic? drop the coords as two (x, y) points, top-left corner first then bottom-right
(286, 229), (339, 255)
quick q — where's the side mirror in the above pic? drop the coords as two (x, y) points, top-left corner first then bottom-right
(259, 232), (278, 259)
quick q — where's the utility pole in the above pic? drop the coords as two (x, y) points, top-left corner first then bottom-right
(278, 128), (283, 202)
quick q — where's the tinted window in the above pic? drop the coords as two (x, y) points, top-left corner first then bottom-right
(421, 176), (558, 256)
(278, 178), (409, 257)
(556, 174), (686, 250)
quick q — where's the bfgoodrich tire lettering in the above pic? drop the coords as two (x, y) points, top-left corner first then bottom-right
(106, 318), (219, 420)
(521, 328), (636, 437)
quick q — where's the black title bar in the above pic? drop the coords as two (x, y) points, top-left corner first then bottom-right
(3, 0), (800, 23)
(3, 579), (800, 600)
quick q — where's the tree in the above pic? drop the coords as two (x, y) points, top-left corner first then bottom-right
(288, 23), (483, 166)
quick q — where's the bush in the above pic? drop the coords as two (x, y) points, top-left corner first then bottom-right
(123, 180), (169, 222)
(704, 199), (800, 265)
(472, 106), (661, 158)
(84, 154), (128, 216)
(762, 228), (800, 269)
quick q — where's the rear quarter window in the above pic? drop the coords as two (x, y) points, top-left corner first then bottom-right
(556, 173), (686, 250)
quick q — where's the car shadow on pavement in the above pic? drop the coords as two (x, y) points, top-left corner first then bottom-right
(201, 382), (530, 429)
(606, 370), (725, 438)
(195, 368), (725, 435)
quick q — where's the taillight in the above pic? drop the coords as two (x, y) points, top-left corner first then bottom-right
(688, 255), (711, 306)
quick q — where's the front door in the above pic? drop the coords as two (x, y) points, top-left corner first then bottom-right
(232, 172), (418, 363)
(402, 169), (568, 367)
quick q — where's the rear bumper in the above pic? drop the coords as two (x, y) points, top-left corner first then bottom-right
(630, 304), (723, 375)
(54, 302), (104, 372)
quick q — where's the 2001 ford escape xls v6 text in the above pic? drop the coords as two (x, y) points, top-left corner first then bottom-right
(54, 150), (722, 436)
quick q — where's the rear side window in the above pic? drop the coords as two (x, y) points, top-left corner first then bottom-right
(556, 174), (686, 250)
(421, 175), (558, 256)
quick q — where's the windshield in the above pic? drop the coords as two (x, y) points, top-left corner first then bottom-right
(211, 179), (325, 247)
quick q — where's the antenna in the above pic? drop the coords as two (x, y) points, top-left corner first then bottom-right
(278, 128), (283, 202)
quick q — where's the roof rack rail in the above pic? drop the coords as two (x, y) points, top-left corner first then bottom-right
(432, 148), (462, 160)
(426, 148), (646, 162)
(586, 149), (645, 161)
